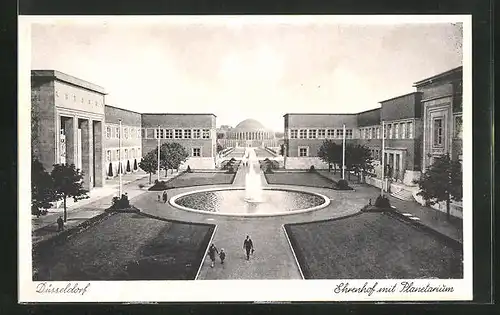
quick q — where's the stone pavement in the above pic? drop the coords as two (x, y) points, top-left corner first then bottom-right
(32, 170), (183, 244)
(317, 170), (463, 243)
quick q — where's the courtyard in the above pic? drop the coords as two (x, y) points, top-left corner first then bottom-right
(32, 148), (463, 281)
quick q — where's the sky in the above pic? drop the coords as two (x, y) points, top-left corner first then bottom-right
(30, 17), (463, 131)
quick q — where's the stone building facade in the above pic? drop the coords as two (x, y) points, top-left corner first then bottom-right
(104, 105), (143, 177)
(141, 114), (217, 170)
(31, 70), (106, 191)
(283, 66), (463, 188)
(31, 70), (219, 192)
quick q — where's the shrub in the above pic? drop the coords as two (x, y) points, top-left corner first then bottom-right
(375, 195), (391, 208)
(107, 163), (113, 177)
(126, 160), (131, 172)
(308, 165), (316, 173)
(265, 167), (274, 174)
(138, 183), (145, 189)
(225, 166), (235, 174)
(337, 179), (349, 190)
(111, 194), (130, 209)
(186, 165), (192, 173)
(149, 180), (169, 191)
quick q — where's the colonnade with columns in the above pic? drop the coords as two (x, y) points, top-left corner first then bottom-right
(227, 130), (275, 140)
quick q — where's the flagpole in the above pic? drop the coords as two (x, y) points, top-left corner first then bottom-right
(118, 119), (122, 197)
(342, 123), (346, 180)
(157, 125), (160, 181)
(381, 120), (385, 196)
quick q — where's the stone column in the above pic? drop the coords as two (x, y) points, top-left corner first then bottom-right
(80, 119), (93, 191)
(63, 116), (77, 165)
(93, 120), (104, 187)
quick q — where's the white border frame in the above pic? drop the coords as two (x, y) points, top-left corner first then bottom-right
(18, 15), (473, 303)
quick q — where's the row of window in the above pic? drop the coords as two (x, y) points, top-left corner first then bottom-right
(151, 128), (211, 140)
(359, 121), (414, 140)
(106, 147), (142, 162)
(290, 129), (354, 139)
(431, 115), (463, 147)
(55, 90), (103, 107)
(106, 125), (142, 140)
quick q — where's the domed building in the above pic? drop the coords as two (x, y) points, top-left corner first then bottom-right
(217, 118), (279, 148)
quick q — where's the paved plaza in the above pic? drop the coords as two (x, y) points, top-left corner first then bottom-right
(32, 148), (463, 280)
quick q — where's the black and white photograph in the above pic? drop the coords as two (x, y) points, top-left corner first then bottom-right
(18, 15), (472, 302)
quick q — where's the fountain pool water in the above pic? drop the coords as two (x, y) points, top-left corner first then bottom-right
(244, 148), (263, 203)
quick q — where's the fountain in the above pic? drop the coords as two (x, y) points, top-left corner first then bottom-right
(244, 148), (263, 203)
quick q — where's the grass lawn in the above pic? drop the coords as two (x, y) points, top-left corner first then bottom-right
(33, 213), (215, 280)
(285, 212), (463, 279)
(164, 172), (235, 189)
(265, 172), (335, 188)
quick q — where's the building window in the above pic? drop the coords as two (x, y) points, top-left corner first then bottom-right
(360, 129), (365, 139)
(106, 126), (111, 139)
(73, 95), (76, 101)
(124, 127), (129, 139)
(202, 129), (210, 139)
(184, 129), (192, 139)
(433, 118), (443, 146)
(407, 121), (413, 139)
(290, 130), (298, 139)
(327, 129), (335, 138)
(394, 124), (399, 139)
(318, 129), (326, 138)
(299, 129), (307, 139)
(116, 149), (120, 160)
(388, 124), (393, 139)
(106, 150), (111, 162)
(401, 123), (406, 139)
(454, 115), (462, 139)
(81, 97), (84, 103)
(376, 127), (380, 139)
(130, 128), (135, 138)
(298, 147), (309, 157)
(137, 129), (141, 138)
(174, 129), (182, 139)
(308, 129), (317, 139)
(88, 100), (91, 104)
(193, 129), (201, 139)
(56, 90), (59, 97)
(346, 129), (353, 139)
(65, 93), (68, 100)
(192, 148), (201, 157)
(336, 129), (343, 138)
(131, 148), (135, 158)
(124, 149), (128, 159)
(137, 148), (141, 157)
(165, 129), (173, 139)
(115, 127), (119, 138)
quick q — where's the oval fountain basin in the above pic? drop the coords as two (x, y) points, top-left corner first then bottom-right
(170, 188), (330, 216)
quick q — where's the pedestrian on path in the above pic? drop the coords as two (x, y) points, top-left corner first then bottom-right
(56, 216), (64, 232)
(208, 243), (219, 268)
(243, 235), (254, 260)
(219, 248), (226, 265)
(162, 190), (168, 203)
(157, 193), (161, 202)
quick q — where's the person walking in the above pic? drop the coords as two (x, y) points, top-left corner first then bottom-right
(219, 248), (226, 265)
(208, 243), (219, 268)
(162, 190), (168, 203)
(56, 216), (64, 232)
(243, 235), (254, 260)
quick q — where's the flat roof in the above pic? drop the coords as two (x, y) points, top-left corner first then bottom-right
(31, 70), (106, 94)
(283, 113), (357, 117)
(412, 66), (463, 87)
(141, 113), (217, 117)
(105, 104), (142, 115)
(378, 91), (422, 104)
(356, 107), (381, 114)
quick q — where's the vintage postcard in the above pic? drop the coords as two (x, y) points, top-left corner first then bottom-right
(18, 15), (472, 302)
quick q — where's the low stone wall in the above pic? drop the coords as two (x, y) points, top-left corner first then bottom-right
(412, 192), (463, 219)
(180, 157), (215, 170)
(284, 157), (329, 170)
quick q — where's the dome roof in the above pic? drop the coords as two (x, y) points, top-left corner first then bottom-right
(234, 119), (266, 130)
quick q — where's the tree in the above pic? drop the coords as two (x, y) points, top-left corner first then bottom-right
(107, 162), (113, 177)
(138, 150), (158, 184)
(133, 159), (138, 171)
(317, 140), (342, 173)
(31, 159), (55, 216)
(416, 153), (463, 219)
(160, 142), (189, 174)
(346, 144), (374, 183)
(279, 144), (285, 156)
(50, 163), (89, 222)
(126, 160), (131, 172)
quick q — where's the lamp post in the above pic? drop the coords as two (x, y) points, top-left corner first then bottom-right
(342, 123), (346, 180)
(157, 125), (160, 181)
(381, 120), (385, 196)
(118, 119), (122, 197)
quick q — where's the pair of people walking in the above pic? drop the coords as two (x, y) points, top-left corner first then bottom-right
(158, 190), (168, 203)
(208, 244), (225, 267)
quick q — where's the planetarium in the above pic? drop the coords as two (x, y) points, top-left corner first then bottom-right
(217, 119), (279, 148)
